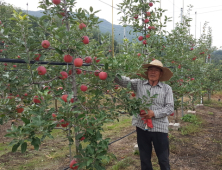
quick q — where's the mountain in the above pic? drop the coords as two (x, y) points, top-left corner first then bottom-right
(24, 10), (136, 43)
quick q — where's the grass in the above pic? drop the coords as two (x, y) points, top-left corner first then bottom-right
(203, 99), (222, 107)
(180, 124), (201, 135)
(208, 111), (214, 115)
(110, 157), (135, 170)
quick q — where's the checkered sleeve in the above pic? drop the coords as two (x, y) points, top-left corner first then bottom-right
(153, 86), (174, 118)
(114, 74), (140, 92)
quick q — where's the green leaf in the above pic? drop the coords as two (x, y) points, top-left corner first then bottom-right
(12, 143), (20, 152)
(55, 48), (64, 55)
(87, 128), (93, 135)
(87, 158), (93, 166)
(105, 63), (108, 70)
(90, 6), (93, 12)
(21, 117), (30, 125)
(21, 142), (27, 153)
(34, 144), (39, 151)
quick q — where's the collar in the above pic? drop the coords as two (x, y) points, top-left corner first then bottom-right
(143, 80), (163, 88)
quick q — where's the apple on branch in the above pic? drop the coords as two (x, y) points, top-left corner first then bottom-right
(85, 56), (92, 63)
(146, 12), (151, 17)
(74, 58), (83, 67)
(60, 71), (68, 79)
(37, 66), (47, 75)
(144, 19), (149, 23)
(52, 0), (61, 5)
(94, 70), (100, 76)
(35, 54), (41, 61)
(99, 72), (108, 80)
(41, 40), (50, 49)
(70, 160), (78, 170)
(80, 85), (88, 92)
(138, 36), (143, 41)
(79, 23), (86, 30)
(64, 54), (73, 63)
(76, 69), (82, 74)
(82, 36), (89, 44)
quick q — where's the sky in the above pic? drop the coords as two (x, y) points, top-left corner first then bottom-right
(4, 0), (222, 49)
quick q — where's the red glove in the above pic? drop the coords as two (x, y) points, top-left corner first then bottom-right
(142, 118), (153, 128)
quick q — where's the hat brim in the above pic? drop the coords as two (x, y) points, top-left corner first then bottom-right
(140, 64), (173, 81)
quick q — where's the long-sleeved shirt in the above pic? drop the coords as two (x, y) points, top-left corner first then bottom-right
(114, 75), (174, 133)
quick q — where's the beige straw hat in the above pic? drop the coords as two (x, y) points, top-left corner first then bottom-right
(140, 60), (173, 81)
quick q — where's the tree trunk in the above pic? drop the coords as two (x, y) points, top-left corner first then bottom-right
(175, 109), (179, 123)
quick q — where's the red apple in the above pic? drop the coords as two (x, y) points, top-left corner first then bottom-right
(60, 119), (69, 127)
(60, 71), (68, 79)
(41, 40), (50, 49)
(0, 49), (3, 53)
(80, 85), (87, 92)
(96, 59), (100, 63)
(191, 78), (195, 81)
(79, 23), (86, 30)
(52, 113), (57, 118)
(190, 48), (193, 51)
(17, 55), (21, 58)
(192, 57), (197, 61)
(140, 110), (146, 115)
(70, 98), (74, 103)
(68, 70), (72, 75)
(146, 12), (151, 16)
(35, 54), (41, 61)
(151, 26), (155, 30)
(131, 93), (136, 97)
(60, 12), (65, 16)
(138, 36), (143, 41)
(85, 56), (92, 63)
(4, 63), (7, 66)
(64, 54), (73, 63)
(52, 0), (61, 5)
(137, 53), (141, 57)
(144, 18), (149, 23)
(80, 136), (85, 141)
(82, 36), (89, 44)
(33, 96), (41, 103)
(149, 2), (153, 7)
(94, 70), (100, 76)
(148, 26), (152, 30)
(170, 113), (174, 116)
(143, 40), (147, 45)
(114, 85), (119, 89)
(178, 65), (181, 69)
(76, 69), (82, 74)
(13, 65), (17, 68)
(61, 94), (68, 102)
(16, 107), (24, 113)
(74, 58), (83, 67)
(99, 72), (108, 80)
(57, 87), (63, 91)
(0, 21), (1, 24)
(134, 15), (138, 19)
(146, 34), (151, 38)
(37, 66), (47, 75)
(24, 93), (28, 96)
(70, 160), (78, 170)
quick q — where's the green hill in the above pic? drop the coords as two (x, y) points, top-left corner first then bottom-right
(24, 10), (136, 43)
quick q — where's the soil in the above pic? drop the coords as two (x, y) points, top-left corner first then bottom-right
(0, 101), (222, 170)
